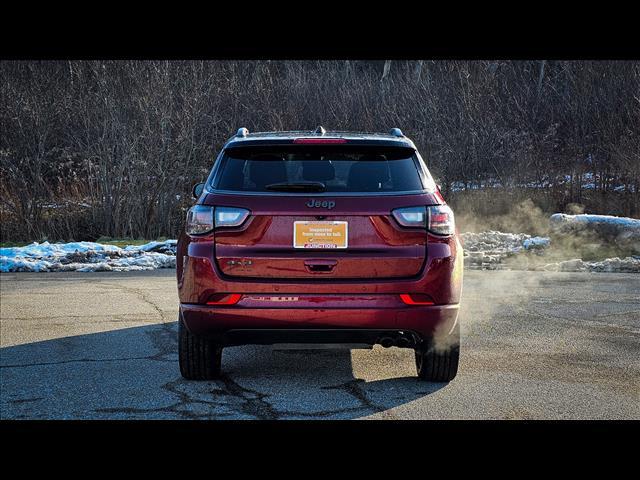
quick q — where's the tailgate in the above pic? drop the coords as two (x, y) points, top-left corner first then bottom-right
(214, 212), (426, 280)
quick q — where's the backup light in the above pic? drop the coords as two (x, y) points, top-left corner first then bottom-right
(392, 206), (427, 227)
(215, 207), (250, 228)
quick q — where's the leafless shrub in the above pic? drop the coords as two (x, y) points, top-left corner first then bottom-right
(1, 60), (638, 242)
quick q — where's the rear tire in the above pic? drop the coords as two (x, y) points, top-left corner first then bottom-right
(178, 313), (222, 380)
(415, 323), (460, 382)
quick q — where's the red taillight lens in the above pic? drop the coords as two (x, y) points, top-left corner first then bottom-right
(292, 138), (347, 144)
(427, 205), (455, 235)
(206, 293), (242, 305)
(186, 205), (214, 235)
(430, 213), (449, 224)
(400, 294), (435, 305)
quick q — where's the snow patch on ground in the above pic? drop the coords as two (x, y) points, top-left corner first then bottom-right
(2, 213), (638, 274)
(523, 236), (551, 249)
(1, 241), (176, 273)
(550, 213), (640, 253)
(461, 225), (638, 273)
(539, 256), (640, 273)
(124, 240), (177, 254)
(461, 231), (550, 268)
(550, 213), (640, 230)
(0, 241), (122, 258)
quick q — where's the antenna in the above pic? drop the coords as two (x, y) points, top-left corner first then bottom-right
(389, 128), (404, 137)
(236, 127), (249, 137)
(314, 126), (326, 136)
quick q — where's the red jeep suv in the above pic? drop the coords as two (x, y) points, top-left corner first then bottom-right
(176, 127), (463, 381)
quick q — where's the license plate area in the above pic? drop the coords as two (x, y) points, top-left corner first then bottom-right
(293, 221), (348, 249)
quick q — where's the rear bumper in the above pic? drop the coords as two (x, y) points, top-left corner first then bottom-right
(177, 230), (463, 346)
(180, 302), (459, 344)
(177, 234), (464, 305)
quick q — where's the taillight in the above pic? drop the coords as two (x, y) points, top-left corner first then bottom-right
(392, 205), (455, 235)
(292, 138), (347, 144)
(186, 205), (214, 235)
(206, 293), (242, 305)
(427, 205), (455, 235)
(400, 294), (435, 305)
(391, 206), (427, 227)
(186, 206), (251, 234)
(214, 206), (250, 228)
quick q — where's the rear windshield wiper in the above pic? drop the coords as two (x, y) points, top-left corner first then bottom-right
(265, 182), (326, 192)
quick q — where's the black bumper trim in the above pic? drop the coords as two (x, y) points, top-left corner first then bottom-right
(212, 328), (423, 347)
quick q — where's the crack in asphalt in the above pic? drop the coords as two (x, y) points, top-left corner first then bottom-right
(0, 356), (156, 369)
(7, 279), (380, 419)
(3, 276), (418, 419)
(215, 375), (281, 420)
(98, 282), (178, 363)
(94, 374), (384, 420)
(95, 378), (237, 419)
(98, 283), (169, 322)
(2, 279), (442, 419)
(8, 397), (43, 404)
(323, 379), (388, 415)
(88, 341), (387, 419)
(1, 285), (178, 369)
(4, 270), (640, 420)
(85, 283), (389, 419)
(86, 323), (387, 419)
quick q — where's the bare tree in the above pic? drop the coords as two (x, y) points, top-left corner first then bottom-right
(1, 60), (638, 242)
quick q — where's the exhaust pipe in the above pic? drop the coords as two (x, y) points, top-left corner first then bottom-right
(379, 337), (394, 348)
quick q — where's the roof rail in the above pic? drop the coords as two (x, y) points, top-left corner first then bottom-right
(389, 128), (404, 137)
(314, 126), (326, 136)
(236, 127), (249, 138)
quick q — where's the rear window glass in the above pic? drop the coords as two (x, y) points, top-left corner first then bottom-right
(212, 146), (434, 193)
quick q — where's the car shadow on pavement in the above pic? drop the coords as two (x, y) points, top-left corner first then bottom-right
(0, 322), (448, 420)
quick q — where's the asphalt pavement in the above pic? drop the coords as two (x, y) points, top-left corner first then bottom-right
(1, 269), (638, 419)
